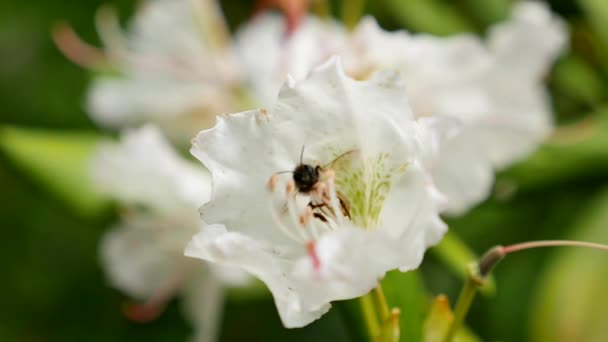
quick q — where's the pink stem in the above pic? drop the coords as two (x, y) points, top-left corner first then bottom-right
(503, 240), (608, 255)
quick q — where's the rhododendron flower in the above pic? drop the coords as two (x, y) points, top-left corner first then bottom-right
(235, 1), (567, 215)
(87, 0), (242, 141)
(92, 125), (249, 341)
(186, 59), (449, 327)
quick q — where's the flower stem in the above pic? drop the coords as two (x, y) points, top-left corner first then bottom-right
(358, 284), (396, 341)
(372, 285), (391, 320)
(503, 240), (608, 254)
(359, 293), (381, 339)
(443, 239), (608, 342)
(442, 264), (484, 342)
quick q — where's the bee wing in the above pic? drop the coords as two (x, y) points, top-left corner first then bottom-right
(322, 149), (360, 171)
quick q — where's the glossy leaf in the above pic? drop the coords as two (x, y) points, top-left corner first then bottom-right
(0, 125), (109, 217)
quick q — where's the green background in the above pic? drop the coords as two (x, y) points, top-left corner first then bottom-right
(2, 0), (608, 341)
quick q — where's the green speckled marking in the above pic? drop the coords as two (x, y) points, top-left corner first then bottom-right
(330, 150), (408, 228)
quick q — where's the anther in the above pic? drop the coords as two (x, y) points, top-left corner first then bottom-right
(285, 179), (296, 195)
(299, 206), (313, 226)
(267, 174), (280, 192)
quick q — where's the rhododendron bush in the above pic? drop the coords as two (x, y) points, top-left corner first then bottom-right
(2, 1), (608, 341)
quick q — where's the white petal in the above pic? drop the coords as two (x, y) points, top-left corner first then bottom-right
(186, 224), (329, 328)
(189, 59), (447, 327)
(100, 215), (189, 300)
(88, 0), (239, 138)
(235, 13), (346, 106)
(181, 271), (225, 342)
(91, 125), (211, 213)
(488, 1), (568, 80)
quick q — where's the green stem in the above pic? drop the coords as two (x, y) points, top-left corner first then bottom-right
(360, 292), (381, 339)
(359, 284), (396, 341)
(443, 265), (482, 342)
(372, 285), (391, 320)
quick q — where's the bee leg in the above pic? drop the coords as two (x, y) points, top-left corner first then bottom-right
(338, 196), (351, 219)
(307, 201), (325, 210)
(313, 212), (328, 223)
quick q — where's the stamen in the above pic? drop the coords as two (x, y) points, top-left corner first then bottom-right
(123, 262), (192, 323)
(268, 194), (306, 243)
(52, 22), (108, 68)
(95, 5), (126, 57)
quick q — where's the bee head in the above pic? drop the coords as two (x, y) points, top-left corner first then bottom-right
(293, 164), (319, 193)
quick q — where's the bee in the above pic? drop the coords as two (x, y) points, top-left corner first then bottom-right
(286, 146), (355, 222)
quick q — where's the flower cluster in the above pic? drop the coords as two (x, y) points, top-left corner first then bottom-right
(92, 125), (249, 341)
(236, 1), (567, 214)
(68, 0), (568, 337)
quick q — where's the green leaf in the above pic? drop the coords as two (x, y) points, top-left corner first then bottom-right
(461, 0), (511, 27)
(552, 55), (605, 106)
(579, 0), (608, 49)
(336, 297), (372, 342)
(430, 231), (496, 296)
(423, 295), (480, 342)
(383, 0), (474, 35)
(578, 0), (608, 73)
(531, 187), (608, 342)
(0, 125), (109, 217)
(381, 270), (427, 342)
(500, 111), (608, 191)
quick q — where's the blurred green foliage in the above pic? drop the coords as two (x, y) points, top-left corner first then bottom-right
(2, 0), (608, 341)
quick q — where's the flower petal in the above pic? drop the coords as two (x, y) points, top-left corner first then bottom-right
(185, 224), (330, 327)
(91, 125), (211, 213)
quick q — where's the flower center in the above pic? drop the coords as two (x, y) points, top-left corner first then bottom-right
(267, 167), (350, 245)
(328, 150), (409, 228)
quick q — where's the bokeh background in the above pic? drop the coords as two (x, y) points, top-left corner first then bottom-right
(2, 0), (608, 341)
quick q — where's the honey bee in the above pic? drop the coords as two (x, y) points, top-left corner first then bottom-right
(287, 147), (355, 222)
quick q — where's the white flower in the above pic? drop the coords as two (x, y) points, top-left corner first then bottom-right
(235, 2), (567, 215)
(92, 125), (249, 342)
(235, 12), (346, 106)
(87, 0), (241, 141)
(186, 59), (448, 327)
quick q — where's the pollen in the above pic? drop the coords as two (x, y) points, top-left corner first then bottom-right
(267, 174), (280, 192)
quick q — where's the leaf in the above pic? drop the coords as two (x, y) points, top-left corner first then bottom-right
(423, 295), (480, 342)
(578, 0), (608, 73)
(0, 125), (109, 217)
(430, 231), (496, 296)
(579, 0), (608, 49)
(531, 187), (608, 342)
(552, 55), (605, 106)
(500, 110), (608, 191)
(461, 0), (511, 27)
(383, 0), (474, 35)
(335, 296), (372, 342)
(381, 270), (427, 342)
